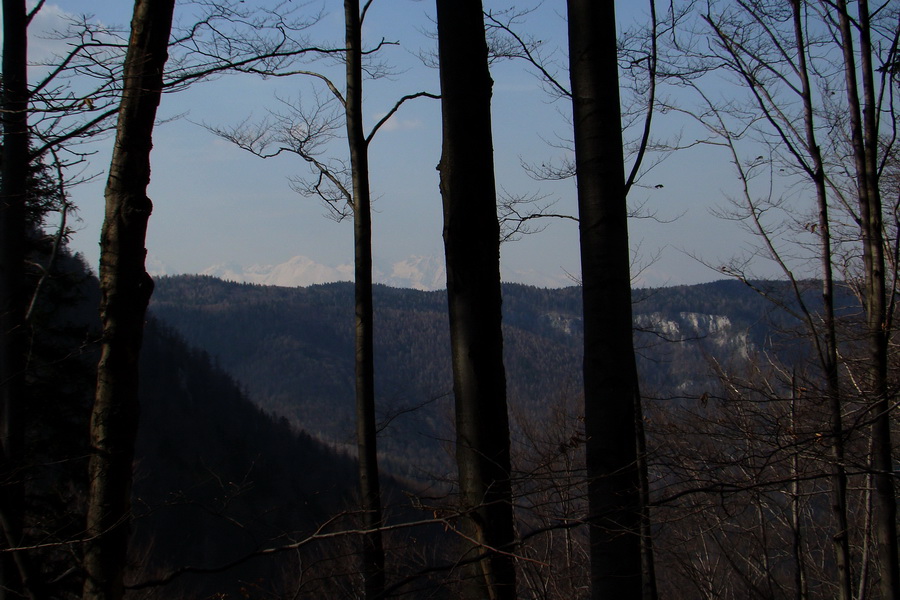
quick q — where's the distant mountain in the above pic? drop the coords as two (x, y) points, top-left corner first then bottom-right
(149, 276), (801, 480)
(157, 253), (578, 290)
(379, 254), (446, 290)
(198, 254), (435, 290)
(197, 254), (450, 290)
(200, 255), (355, 287)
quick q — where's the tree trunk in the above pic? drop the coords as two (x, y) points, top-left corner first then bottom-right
(567, 1), (643, 598)
(82, 2), (175, 599)
(434, 2), (517, 598)
(0, 2), (38, 598)
(634, 383), (657, 600)
(789, 3), (852, 596)
(834, 3), (899, 598)
(790, 378), (809, 600)
(343, 1), (385, 598)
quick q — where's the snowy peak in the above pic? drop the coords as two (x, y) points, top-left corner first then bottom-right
(378, 255), (446, 291)
(188, 253), (575, 291)
(198, 255), (447, 290)
(200, 257), (353, 288)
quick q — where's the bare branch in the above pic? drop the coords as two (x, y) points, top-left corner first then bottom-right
(366, 91), (440, 143)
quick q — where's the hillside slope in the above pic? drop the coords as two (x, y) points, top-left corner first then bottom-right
(20, 259), (368, 598)
(132, 319), (362, 595)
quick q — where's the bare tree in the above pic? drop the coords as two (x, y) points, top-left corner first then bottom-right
(82, 2), (176, 599)
(344, 1), (384, 596)
(649, 0), (900, 596)
(566, 1), (644, 597)
(686, 0), (855, 594)
(434, 0), (517, 597)
(201, 6), (442, 596)
(833, 2), (899, 596)
(0, 2), (38, 598)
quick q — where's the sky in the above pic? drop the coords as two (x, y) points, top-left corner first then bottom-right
(18, 0), (782, 289)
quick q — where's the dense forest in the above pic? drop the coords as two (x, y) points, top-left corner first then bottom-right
(2, 0), (899, 599)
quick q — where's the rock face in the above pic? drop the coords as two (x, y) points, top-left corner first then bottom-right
(635, 311), (752, 355)
(541, 311), (583, 336)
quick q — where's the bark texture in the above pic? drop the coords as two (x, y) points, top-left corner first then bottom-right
(567, 1), (643, 597)
(82, 2), (175, 599)
(435, 1), (517, 598)
(344, 1), (385, 597)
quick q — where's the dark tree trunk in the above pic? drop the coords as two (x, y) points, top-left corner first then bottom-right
(789, 3), (851, 597)
(434, 2), (516, 598)
(834, 3), (899, 598)
(567, 1), (643, 598)
(344, 1), (385, 598)
(0, 2), (37, 598)
(633, 383), (657, 600)
(82, 2), (175, 599)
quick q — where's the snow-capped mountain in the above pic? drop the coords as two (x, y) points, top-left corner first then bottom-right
(377, 255), (446, 291)
(198, 255), (447, 290)
(200, 256), (354, 288)
(188, 254), (573, 290)
(145, 254), (171, 277)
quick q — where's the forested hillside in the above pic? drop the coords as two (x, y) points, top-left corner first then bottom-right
(150, 275), (797, 478)
(133, 320), (364, 597)
(16, 255), (379, 598)
(150, 275), (885, 598)
(18, 261), (861, 600)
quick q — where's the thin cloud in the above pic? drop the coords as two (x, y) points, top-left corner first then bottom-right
(372, 114), (423, 133)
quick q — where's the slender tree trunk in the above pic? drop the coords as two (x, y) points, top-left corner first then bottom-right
(0, 2), (38, 598)
(858, 436), (876, 600)
(434, 2), (517, 598)
(790, 379), (809, 600)
(343, 1), (385, 597)
(567, 1), (643, 598)
(834, 3), (899, 598)
(82, 2), (175, 599)
(790, 3), (852, 597)
(633, 383), (657, 600)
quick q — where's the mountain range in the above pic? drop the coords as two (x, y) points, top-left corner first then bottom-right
(148, 254), (576, 290)
(26, 257), (828, 597)
(148, 275), (796, 480)
(175, 255), (447, 290)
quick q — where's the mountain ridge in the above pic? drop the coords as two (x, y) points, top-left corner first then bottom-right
(150, 253), (578, 290)
(149, 275), (796, 479)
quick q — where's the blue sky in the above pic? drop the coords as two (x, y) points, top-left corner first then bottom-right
(21, 1), (776, 288)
